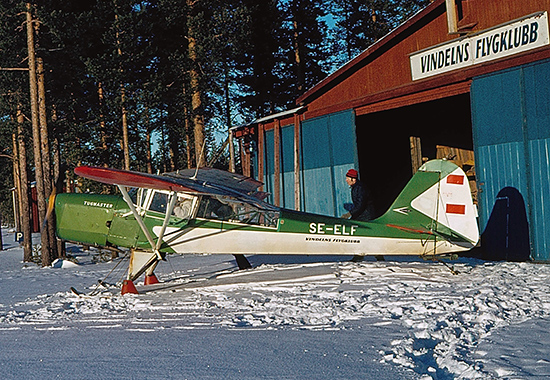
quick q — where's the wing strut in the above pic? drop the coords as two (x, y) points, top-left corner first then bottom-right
(118, 185), (158, 255)
(155, 191), (178, 251)
(118, 185), (179, 258)
(117, 186), (179, 293)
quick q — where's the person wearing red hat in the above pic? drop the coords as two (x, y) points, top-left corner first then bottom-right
(344, 168), (375, 221)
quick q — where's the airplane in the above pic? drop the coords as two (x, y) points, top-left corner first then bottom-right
(53, 159), (479, 294)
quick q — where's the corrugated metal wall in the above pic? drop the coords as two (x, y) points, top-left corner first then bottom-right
(299, 110), (358, 217)
(263, 125), (295, 209)
(264, 128), (275, 205)
(261, 110), (360, 217)
(471, 58), (550, 261)
(524, 60), (550, 260)
(280, 125), (295, 209)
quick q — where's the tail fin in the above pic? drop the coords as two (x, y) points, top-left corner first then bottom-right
(377, 159), (479, 248)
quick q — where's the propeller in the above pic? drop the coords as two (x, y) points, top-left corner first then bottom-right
(42, 164), (67, 233)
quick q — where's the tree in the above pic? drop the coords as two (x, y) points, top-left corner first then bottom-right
(279, 0), (330, 101)
(328, 0), (430, 67)
(236, 0), (283, 118)
(16, 108), (33, 262)
(0, 0), (35, 261)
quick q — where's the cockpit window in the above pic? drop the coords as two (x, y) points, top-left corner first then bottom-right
(173, 196), (195, 219)
(197, 196), (234, 220)
(139, 190), (277, 227)
(128, 188), (147, 209)
(141, 190), (198, 220)
(197, 195), (279, 227)
(149, 191), (168, 213)
(128, 188), (138, 205)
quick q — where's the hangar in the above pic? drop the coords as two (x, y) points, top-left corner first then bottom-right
(233, 0), (550, 262)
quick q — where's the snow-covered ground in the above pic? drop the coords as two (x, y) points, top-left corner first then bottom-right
(1, 227), (550, 379)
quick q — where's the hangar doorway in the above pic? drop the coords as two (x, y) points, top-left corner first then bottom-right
(355, 93), (473, 217)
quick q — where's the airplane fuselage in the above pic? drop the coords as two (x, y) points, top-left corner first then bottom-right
(55, 191), (470, 258)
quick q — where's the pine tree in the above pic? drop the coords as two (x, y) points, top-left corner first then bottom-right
(328, 0), (430, 67)
(236, 0), (283, 118)
(278, 0), (330, 102)
(144, 0), (192, 170)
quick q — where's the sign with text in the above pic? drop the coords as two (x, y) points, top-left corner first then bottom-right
(410, 12), (550, 81)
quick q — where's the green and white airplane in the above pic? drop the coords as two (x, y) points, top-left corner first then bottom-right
(54, 159), (479, 294)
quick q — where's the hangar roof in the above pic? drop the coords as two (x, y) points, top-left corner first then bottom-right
(296, 0), (550, 118)
(296, 0), (444, 106)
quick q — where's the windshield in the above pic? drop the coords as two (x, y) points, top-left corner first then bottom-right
(197, 195), (279, 227)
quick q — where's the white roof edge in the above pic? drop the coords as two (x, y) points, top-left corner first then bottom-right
(231, 106), (306, 131)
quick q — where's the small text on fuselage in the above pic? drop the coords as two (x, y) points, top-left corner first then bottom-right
(84, 200), (114, 208)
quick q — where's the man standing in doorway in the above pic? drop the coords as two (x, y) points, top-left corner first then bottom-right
(344, 169), (375, 221)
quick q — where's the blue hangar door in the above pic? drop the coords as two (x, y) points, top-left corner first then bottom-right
(300, 110), (358, 217)
(471, 58), (550, 262)
(263, 125), (295, 209)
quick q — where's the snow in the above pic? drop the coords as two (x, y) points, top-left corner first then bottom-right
(51, 258), (80, 268)
(1, 228), (550, 379)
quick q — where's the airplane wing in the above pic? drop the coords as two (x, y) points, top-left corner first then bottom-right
(74, 166), (276, 209)
(164, 167), (262, 194)
(74, 166), (195, 192)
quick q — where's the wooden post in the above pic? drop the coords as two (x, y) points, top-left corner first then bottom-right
(293, 113), (301, 211)
(273, 119), (281, 207)
(239, 139), (248, 177)
(12, 133), (21, 231)
(445, 0), (458, 34)
(244, 142), (251, 177)
(229, 130), (236, 173)
(257, 123), (265, 191)
(410, 136), (423, 175)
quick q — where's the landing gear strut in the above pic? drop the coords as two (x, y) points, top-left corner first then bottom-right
(234, 254), (252, 270)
